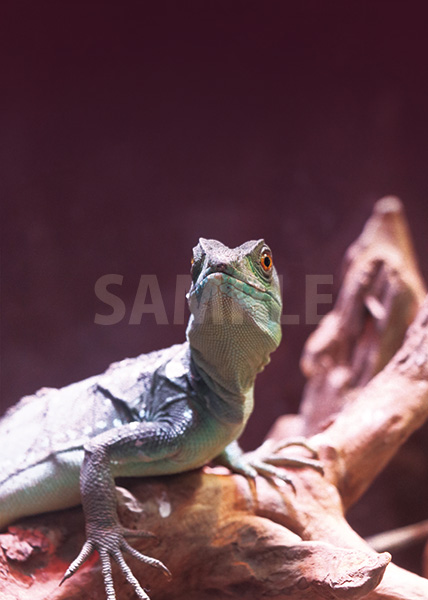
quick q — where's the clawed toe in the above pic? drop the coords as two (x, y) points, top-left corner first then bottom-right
(59, 540), (95, 586)
(274, 437), (319, 458)
(60, 530), (171, 600)
(251, 459), (296, 490)
(121, 539), (172, 579)
(266, 454), (324, 474)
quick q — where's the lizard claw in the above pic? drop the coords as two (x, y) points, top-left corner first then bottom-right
(249, 459), (296, 491)
(59, 540), (95, 586)
(121, 538), (172, 580)
(218, 437), (324, 489)
(60, 528), (171, 600)
(273, 437), (320, 457)
(256, 437), (324, 474)
(264, 454), (324, 474)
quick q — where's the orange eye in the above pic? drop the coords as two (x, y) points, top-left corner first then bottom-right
(260, 251), (273, 272)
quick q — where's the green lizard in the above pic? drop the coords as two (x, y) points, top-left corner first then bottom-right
(0, 238), (322, 599)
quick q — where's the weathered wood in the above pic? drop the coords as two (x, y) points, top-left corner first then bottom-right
(1, 198), (427, 599)
(299, 196), (426, 436)
(366, 520), (428, 554)
(0, 475), (391, 600)
(312, 294), (428, 508)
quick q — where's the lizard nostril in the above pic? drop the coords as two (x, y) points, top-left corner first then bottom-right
(215, 263), (228, 272)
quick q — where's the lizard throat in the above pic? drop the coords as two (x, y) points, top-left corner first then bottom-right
(186, 274), (282, 398)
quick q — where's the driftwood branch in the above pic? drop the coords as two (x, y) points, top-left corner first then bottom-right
(310, 292), (428, 509)
(1, 197), (427, 599)
(299, 195), (426, 436)
(367, 520), (428, 554)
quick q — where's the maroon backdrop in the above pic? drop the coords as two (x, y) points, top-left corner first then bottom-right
(2, 0), (428, 573)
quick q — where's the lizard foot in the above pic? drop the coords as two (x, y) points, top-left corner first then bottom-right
(218, 438), (324, 489)
(60, 526), (171, 600)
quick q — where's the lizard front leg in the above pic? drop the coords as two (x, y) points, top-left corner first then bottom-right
(60, 414), (191, 600)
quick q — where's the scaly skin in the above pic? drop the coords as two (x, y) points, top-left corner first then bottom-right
(0, 238), (322, 600)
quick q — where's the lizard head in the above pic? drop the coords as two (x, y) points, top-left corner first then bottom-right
(186, 238), (282, 388)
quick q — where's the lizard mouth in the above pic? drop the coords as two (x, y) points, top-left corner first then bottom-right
(191, 272), (281, 306)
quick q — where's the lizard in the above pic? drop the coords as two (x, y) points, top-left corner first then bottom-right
(0, 238), (323, 600)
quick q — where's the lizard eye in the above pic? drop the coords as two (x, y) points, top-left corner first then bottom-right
(190, 255), (202, 280)
(260, 251), (273, 273)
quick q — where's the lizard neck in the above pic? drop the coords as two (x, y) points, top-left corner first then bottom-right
(186, 313), (276, 401)
(188, 340), (256, 429)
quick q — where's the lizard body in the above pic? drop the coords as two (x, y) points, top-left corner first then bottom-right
(0, 238), (319, 599)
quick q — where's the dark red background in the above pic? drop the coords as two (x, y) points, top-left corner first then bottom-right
(2, 0), (428, 573)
